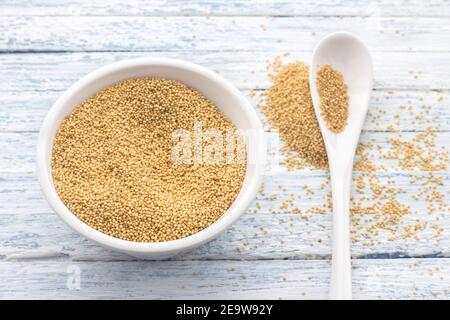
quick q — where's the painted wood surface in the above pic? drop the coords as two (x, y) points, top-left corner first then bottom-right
(0, 0), (449, 299)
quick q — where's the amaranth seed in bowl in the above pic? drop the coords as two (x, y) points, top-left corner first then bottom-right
(52, 78), (246, 242)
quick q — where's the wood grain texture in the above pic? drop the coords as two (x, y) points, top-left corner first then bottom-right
(1, 0), (450, 300)
(0, 259), (448, 299)
(2, 16), (450, 52)
(1, 0), (450, 17)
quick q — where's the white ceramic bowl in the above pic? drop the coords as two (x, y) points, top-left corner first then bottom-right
(37, 58), (266, 260)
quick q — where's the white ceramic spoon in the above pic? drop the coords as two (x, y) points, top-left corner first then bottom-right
(309, 32), (373, 300)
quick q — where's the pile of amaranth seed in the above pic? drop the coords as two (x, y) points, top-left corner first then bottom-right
(52, 78), (246, 242)
(261, 57), (328, 169)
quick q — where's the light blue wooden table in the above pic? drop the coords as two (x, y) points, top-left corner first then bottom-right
(0, 1), (449, 299)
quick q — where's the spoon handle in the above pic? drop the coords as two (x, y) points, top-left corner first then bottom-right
(329, 164), (353, 300)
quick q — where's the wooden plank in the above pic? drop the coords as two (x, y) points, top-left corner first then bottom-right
(0, 259), (448, 299)
(0, 169), (448, 260)
(1, 16), (450, 52)
(1, 0), (449, 17)
(1, 88), (448, 133)
(1, 51), (450, 94)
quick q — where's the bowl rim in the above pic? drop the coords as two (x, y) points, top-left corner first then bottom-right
(36, 57), (266, 255)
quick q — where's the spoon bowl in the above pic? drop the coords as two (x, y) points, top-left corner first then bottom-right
(310, 32), (373, 161)
(309, 32), (373, 299)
